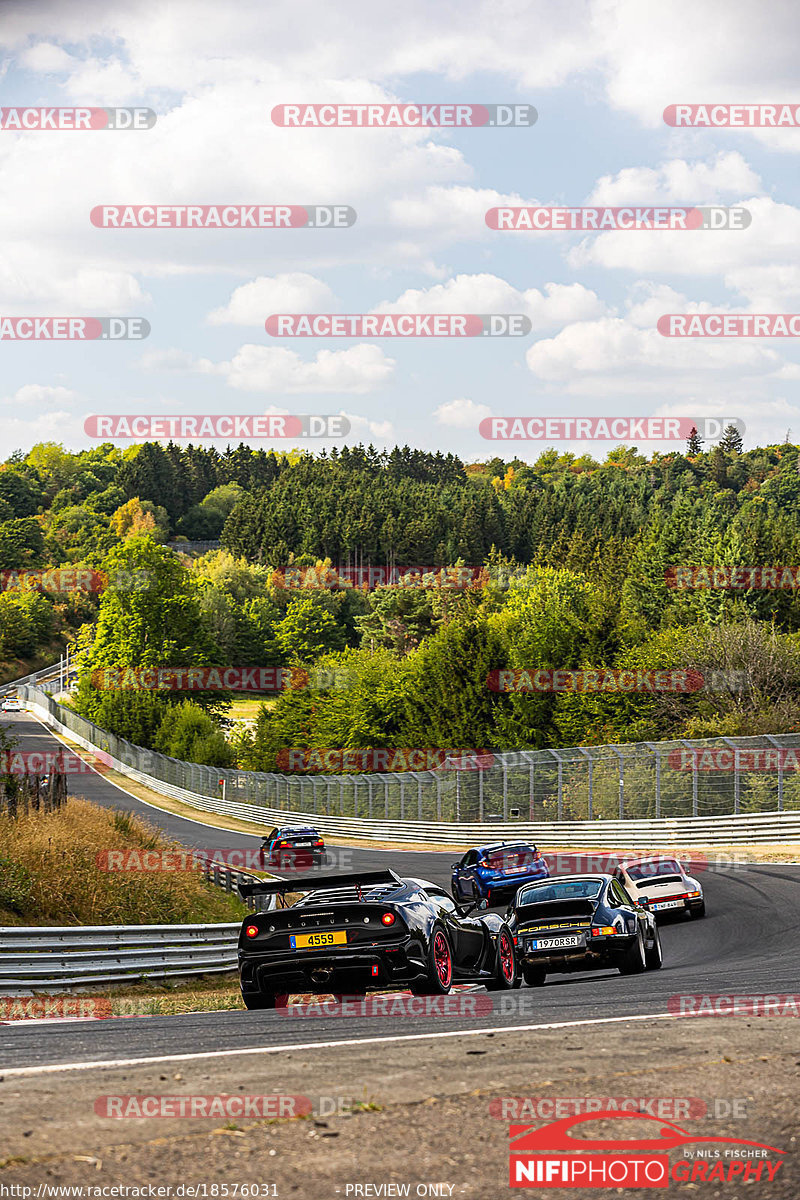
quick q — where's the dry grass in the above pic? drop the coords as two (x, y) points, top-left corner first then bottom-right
(0, 797), (248, 926)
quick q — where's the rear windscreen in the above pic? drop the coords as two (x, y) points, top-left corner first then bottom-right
(484, 846), (538, 869)
(626, 859), (682, 880)
(518, 879), (602, 903)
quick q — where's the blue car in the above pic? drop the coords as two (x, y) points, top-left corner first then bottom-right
(451, 842), (550, 905)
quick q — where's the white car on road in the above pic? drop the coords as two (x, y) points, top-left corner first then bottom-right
(613, 856), (705, 919)
(1, 697), (22, 712)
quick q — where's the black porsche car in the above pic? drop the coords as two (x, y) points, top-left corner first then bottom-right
(237, 869), (517, 1008)
(507, 873), (662, 987)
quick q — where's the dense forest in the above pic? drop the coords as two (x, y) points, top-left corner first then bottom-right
(2, 431), (800, 769)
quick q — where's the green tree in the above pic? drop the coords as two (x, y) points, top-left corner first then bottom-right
(276, 594), (345, 663)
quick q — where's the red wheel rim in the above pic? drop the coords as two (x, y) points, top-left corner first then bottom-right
(499, 932), (514, 982)
(433, 931), (452, 987)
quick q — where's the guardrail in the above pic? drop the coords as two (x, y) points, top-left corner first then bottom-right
(19, 686), (800, 845)
(0, 662), (63, 696)
(0, 864), (273, 995)
(0, 922), (241, 994)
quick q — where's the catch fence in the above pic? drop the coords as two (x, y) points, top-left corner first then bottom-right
(20, 686), (800, 826)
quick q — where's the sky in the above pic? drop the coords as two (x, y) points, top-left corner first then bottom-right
(1, 0), (800, 461)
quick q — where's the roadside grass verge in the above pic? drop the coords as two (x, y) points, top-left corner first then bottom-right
(0, 797), (249, 926)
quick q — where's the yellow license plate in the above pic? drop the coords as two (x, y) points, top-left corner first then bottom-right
(290, 930), (347, 950)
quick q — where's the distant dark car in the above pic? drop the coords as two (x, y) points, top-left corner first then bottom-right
(260, 825), (325, 869)
(237, 869), (517, 1008)
(451, 841), (550, 904)
(507, 873), (662, 987)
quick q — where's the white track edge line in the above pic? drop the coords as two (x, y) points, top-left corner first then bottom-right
(1, 1011), (684, 1077)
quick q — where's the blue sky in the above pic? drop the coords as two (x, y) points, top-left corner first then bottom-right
(1, 0), (800, 459)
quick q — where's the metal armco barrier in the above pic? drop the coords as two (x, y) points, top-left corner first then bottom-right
(0, 923), (241, 994)
(19, 687), (800, 846)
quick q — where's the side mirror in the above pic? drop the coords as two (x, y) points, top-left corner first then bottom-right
(451, 863), (460, 870)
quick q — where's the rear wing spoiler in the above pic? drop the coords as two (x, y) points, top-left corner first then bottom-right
(237, 868), (402, 900)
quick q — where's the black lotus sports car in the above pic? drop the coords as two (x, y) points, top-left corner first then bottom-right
(237, 869), (517, 1008)
(506, 873), (662, 987)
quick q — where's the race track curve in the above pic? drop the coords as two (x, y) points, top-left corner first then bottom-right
(2, 710), (799, 1074)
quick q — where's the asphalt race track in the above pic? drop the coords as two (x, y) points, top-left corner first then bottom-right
(2, 710), (800, 1076)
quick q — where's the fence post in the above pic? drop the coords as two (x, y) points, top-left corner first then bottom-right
(400, 778), (405, 820)
(734, 747), (740, 815)
(368, 779), (373, 818)
(384, 777), (389, 818)
(576, 748), (592, 821)
(615, 750), (624, 819)
(417, 774), (423, 820)
(436, 771), (442, 821)
(766, 735), (784, 811)
(526, 754), (535, 821)
(551, 751), (563, 821)
(655, 750), (661, 818)
(502, 759), (508, 822)
(479, 767), (485, 821)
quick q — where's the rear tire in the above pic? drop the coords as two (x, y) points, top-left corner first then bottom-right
(241, 991), (288, 1010)
(618, 925), (647, 975)
(485, 928), (517, 991)
(521, 963), (547, 987)
(411, 926), (453, 995)
(645, 925), (662, 970)
(690, 901), (706, 919)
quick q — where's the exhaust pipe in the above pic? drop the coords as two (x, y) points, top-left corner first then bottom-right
(311, 967), (334, 984)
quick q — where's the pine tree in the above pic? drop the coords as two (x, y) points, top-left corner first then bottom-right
(686, 426), (703, 455)
(719, 423), (744, 454)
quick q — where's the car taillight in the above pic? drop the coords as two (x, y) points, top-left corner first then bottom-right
(592, 926), (617, 936)
(687, 890), (701, 898)
(381, 912), (395, 926)
(245, 925), (259, 938)
(314, 840), (324, 847)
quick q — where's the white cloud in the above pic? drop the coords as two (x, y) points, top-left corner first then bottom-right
(139, 348), (225, 374)
(208, 273), (337, 325)
(435, 397), (491, 428)
(567, 196), (800, 280)
(587, 153), (762, 206)
(377, 274), (606, 327)
(226, 343), (395, 392)
(19, 42), (76, 73)
(338, 410), (394, 439)
(2, 384), (78, 407)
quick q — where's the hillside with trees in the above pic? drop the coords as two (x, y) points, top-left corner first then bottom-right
(1, 433), (800, 766)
